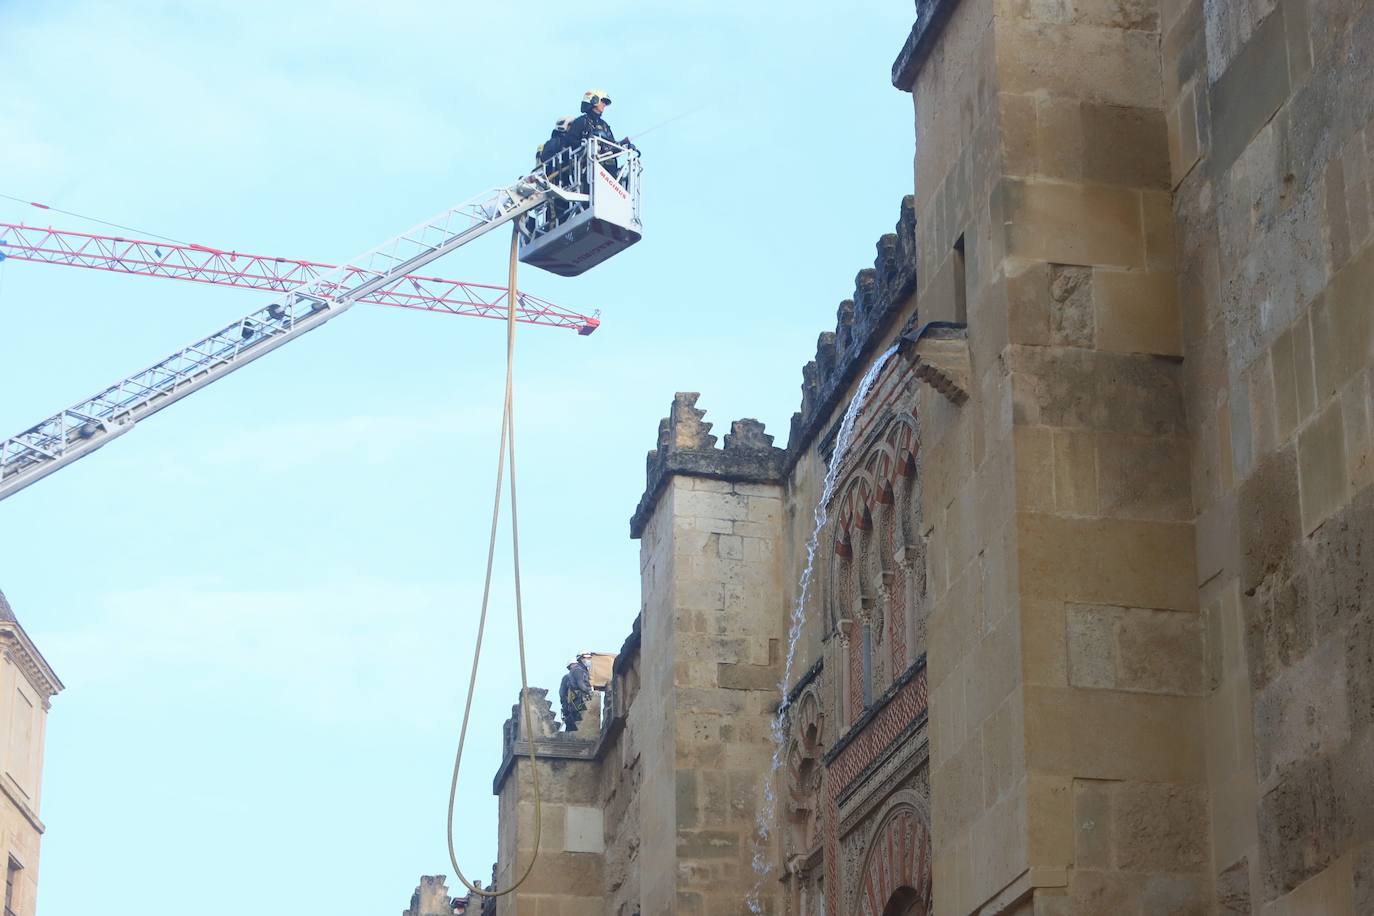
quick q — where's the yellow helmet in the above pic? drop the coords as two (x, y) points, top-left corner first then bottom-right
(581, 88), (612, 112)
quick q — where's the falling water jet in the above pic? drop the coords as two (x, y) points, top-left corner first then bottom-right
(747, 343), (899, 913)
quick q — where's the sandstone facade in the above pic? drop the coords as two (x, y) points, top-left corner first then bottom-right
(486, 0), (1374, 912)
(0, 590), (62, 916)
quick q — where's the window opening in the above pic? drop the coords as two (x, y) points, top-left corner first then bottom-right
(5, 857), (21, 916)
(952, 234), (968, 325)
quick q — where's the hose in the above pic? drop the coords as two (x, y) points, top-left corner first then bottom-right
(445, 224), (542, 899)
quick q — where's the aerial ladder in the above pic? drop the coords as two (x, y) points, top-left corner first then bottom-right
(0, 138), (642, 502)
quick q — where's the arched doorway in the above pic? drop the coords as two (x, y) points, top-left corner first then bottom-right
(851, 802), (932, 916)
(881, 886), (924, 916)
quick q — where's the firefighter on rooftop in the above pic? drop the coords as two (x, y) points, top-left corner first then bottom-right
(559, 653), (593, 732)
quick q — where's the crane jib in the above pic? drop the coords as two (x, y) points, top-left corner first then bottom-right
(0, 139), (643, 502)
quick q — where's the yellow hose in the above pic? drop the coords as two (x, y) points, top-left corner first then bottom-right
(445, 225), (542, 899)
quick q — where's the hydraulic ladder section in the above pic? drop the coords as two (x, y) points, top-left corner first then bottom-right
(0, 173), (574, 502)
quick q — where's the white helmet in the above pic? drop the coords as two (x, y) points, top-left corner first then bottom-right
(580, 89), (612, 113)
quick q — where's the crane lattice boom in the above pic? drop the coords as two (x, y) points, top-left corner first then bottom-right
(0, 222), (600, 335)
(0, 173), (575, 502)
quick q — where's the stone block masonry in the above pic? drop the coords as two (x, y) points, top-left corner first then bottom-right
(895, 0), (1211, 911)
(892, 0), (1374, 911)
(630, 393), (789, 915)
(480, 0), (1374, 907)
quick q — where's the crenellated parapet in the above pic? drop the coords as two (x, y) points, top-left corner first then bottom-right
(492, 687), (601, 793)
(629, 392), (787, 538)
(500, 687), (559, 751)
(787, 196), (918, 469)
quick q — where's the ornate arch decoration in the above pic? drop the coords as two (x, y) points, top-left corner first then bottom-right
(883, 413), (921, 549)
(850, 794), (933, 916)
(836, 473), (879, 609)
(823, 543), (844, 632)
(866, 446), (897, 506)
(844, 474), (876, 535)
(886, 414), (918, 468)
(863, 446), (898, 577)
(793, 687), (825, 753)
(784, 683), (827, 854)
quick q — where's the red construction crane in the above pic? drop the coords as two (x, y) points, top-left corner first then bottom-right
(0, 220), (601, 335)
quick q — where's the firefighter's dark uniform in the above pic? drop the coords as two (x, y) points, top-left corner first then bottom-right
(565, 112), (618, 176)
(559, 662), (592, 731)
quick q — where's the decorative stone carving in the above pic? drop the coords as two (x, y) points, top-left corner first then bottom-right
(849, 796), (933, 916)
(899, 322), (969, 405)
(785, 682), (828, 865)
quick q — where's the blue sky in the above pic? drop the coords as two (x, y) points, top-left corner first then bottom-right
(0, 1), (915, 912)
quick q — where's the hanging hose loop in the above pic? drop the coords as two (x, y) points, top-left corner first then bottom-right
(446, 225), (542, 899)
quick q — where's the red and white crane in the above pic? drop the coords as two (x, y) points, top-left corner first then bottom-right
(0, 138), (643, 502)
(0, 221), (602, 334)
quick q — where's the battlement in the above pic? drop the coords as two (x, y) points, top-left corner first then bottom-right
(402, 875), (469, 916)
(629, 392), (787, 538)
(492, 686), (601, 793)
(786, 195), (917, 469)
(627, 197), (916, 536)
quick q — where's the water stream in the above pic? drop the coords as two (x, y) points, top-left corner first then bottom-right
(748, 343), (899, 911)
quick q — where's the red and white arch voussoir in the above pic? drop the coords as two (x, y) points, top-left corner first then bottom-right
(855, 803), (932, 916)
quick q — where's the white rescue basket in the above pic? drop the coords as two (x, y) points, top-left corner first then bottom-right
(518, 137), (642, 277)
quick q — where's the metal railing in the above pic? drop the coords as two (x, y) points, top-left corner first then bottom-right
(522, 137), (641, 242)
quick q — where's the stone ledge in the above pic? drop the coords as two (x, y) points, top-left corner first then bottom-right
(492, 736), (600, 795)
(629, 393), (786, 539)
(899, 321), (970, 405)
(0, 774), (43, 835)
(891, 0), (963, 91)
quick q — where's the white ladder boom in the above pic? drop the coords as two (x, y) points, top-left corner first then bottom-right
(0, 174), (566, 502)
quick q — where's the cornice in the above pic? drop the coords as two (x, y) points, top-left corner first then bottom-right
(891, 0), (964, 92)
(0, 624), (63, 702)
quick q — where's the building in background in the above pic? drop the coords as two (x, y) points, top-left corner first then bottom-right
(401, 875), (471, 916)
(485, 0), (1374, 911)
(0, 590), (62, 916)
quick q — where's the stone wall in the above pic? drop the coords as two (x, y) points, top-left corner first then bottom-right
(891, 0), (1374, 912)
(1165, 0), (1374, 909)
(634, 396), (790, 915)
(489, 190), (931, 914)
(484, 0), (1374, 907)
(598, 627), (644, 916)
(492, 689), (605, 916)
(895, 0), (1213, 911)
(0, 590), (62, 916)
